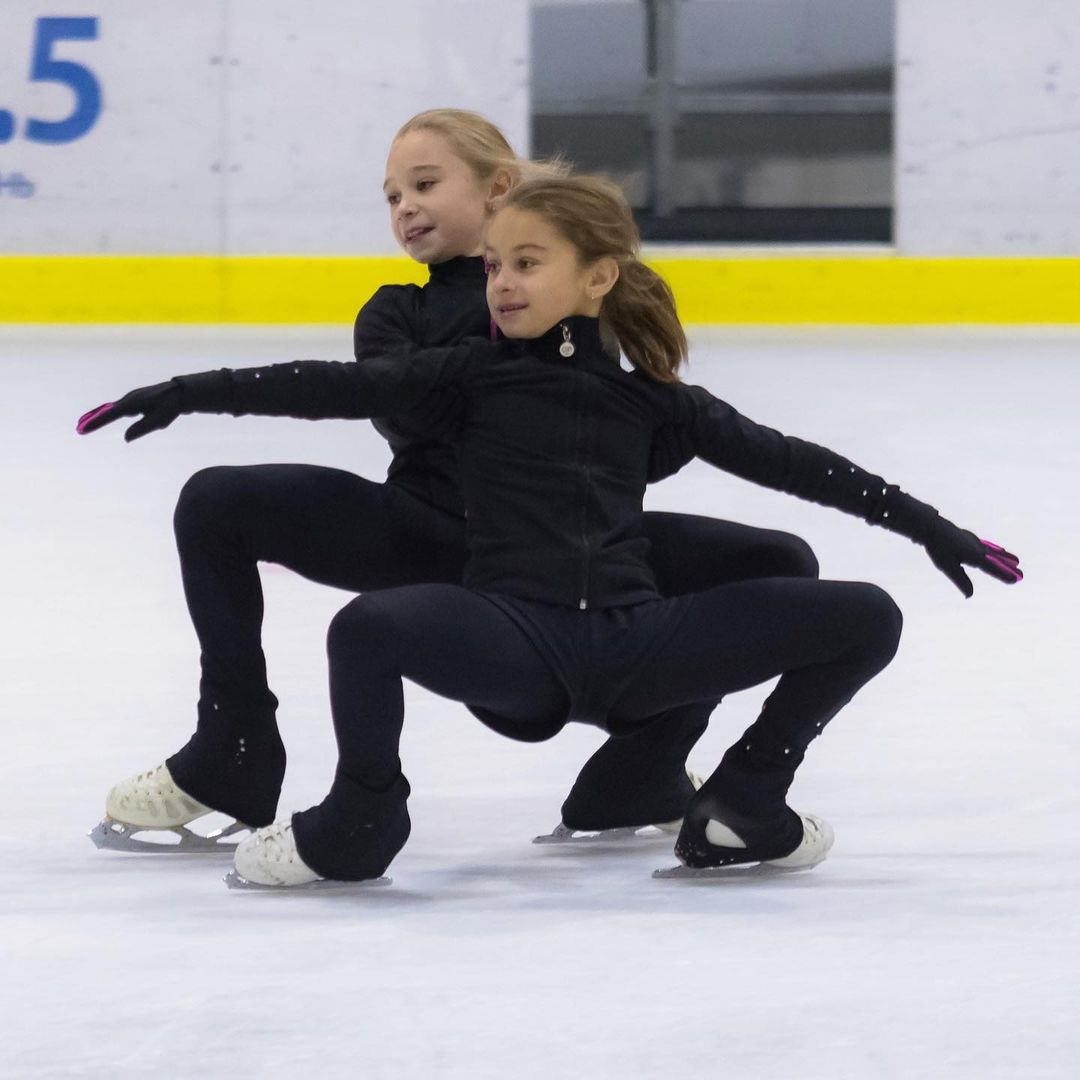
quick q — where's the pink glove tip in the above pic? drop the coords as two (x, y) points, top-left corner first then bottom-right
(986, 554), (1023, 583)
(76, 402), (114, 434)
(980, 539), (1015, 558)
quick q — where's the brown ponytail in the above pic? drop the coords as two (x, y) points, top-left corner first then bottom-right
(500, 174), (687, 383)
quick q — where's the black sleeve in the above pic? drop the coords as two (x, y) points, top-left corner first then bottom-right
(353, 284), (467, 443)
(646, 421), (697, 483)
(175, 344), (479, 423)
(353, 286), (420, 361)
(676, 383), (941, 543)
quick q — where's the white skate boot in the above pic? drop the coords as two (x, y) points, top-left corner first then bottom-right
(534, 769), (705, 845)
(89, 763), (249, 854)
(654, 811), (835, 880)
(225, 821), (391, 892)
(765, 812), (834, 869)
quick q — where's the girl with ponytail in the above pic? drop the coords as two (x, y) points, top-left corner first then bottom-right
(80, 173), (1020, 888)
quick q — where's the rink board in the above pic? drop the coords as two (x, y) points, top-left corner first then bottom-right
(1, 253), (1079, 324)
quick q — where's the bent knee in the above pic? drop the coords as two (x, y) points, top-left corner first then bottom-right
(174, 466), (248, 535)
(861, 583), (904, 661)
(328, 594), (400, 661)
(777, 534), (819, 580)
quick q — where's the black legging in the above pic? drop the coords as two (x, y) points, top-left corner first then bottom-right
(295, 577), (901, 873)
(326, 578), (902, 767)
(167, 463), (818, 825)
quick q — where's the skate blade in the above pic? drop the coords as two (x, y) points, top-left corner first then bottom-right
(224, 870), (392, 892)
(653, 858), (825, 880)
(89, 817), (249, 855)
(533, 822), (675, 845)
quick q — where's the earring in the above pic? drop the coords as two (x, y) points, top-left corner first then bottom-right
(559, 324), (575, 358)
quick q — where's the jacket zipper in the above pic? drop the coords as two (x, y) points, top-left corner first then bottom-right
(567, 324), (591, 610)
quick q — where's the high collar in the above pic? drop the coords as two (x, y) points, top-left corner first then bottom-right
(517, 315), (611, 367)
(427, 255), (487, 288)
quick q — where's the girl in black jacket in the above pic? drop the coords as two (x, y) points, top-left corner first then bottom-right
(86, 110), (820, 852)
(80, 175), (1021, 887)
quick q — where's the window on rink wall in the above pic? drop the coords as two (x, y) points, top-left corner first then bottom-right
(530, 0), (894, 243)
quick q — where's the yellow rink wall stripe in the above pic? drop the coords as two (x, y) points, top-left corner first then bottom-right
(0, 254), (1078, 324)
(656, 255), (1080, 324)
(0, 256), (427, 324)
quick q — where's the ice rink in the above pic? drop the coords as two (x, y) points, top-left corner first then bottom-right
(1, 324), (1077, 1079)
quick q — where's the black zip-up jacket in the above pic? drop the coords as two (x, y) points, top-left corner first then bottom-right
(353, 255), (490, 517)
(170, 315), (942, 611)
(351, 256), (654, 515)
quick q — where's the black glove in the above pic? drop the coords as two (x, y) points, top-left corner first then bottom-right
(77, 370), (233, 442)
(923, 518), (1023, 598)
(874, 491), (1023, 598)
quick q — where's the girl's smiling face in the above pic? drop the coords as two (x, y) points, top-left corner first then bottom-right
(484, 206), (617, 340)
(384, 130), (492, 264)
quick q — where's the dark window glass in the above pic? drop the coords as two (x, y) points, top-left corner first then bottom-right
(531, 0), (893, 242)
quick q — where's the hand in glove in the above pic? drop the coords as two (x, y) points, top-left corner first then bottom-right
(925, 519), (1023, 598)
(77, 370), (232, 441)
(77, 381), (183, 441)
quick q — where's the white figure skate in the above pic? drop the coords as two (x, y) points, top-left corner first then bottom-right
(653, 811), (834, 880)
(88, 763), (249, 854)
(533, 770), (705, 845)
(225, 820), (391, 892)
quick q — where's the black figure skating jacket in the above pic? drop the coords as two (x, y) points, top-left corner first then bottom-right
(353, 255), (490, 517)
(170, 315), (941, 612)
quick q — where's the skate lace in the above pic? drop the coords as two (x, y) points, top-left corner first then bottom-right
(795, 813), (834, 855)
(256, 821), (296, 864)
(134, 764), (170, 790)
(132, 765), (174, 794)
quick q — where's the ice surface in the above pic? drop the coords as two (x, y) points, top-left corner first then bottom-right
(1, 324), (1077, 1079)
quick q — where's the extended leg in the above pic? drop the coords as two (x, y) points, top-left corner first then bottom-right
(558, 513), (819, 834)
(110, 465), (466, 833)
(285, 585), (568, 880)
(610, 577), (902, 869)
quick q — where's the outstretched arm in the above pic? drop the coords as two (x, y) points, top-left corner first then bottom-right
(678, 384), (1023, 597)
(77, 345), (477, 442)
